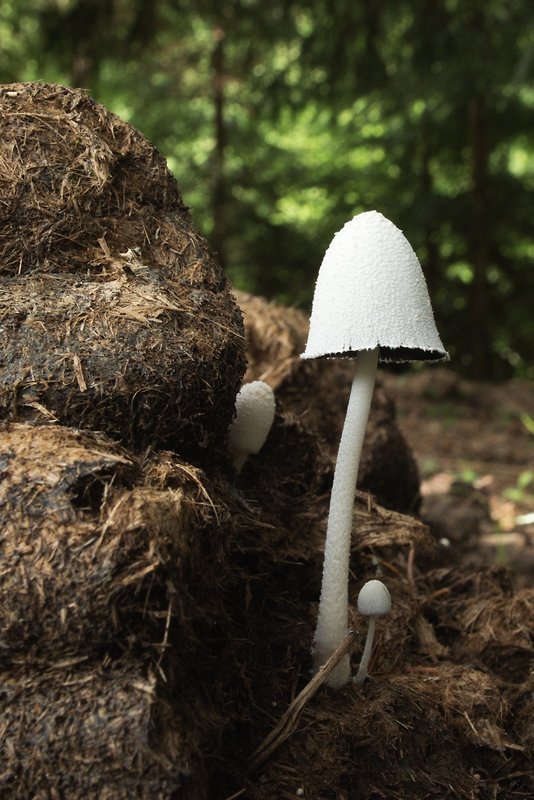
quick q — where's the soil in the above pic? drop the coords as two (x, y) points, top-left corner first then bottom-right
(382, 368), (534, 587)
(223, 298), (534, 800)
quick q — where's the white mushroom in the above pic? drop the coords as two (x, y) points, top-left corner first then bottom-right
(302, 210), (447, 688)
(355, 579), (391, 687)
(228, 380), (275, 472)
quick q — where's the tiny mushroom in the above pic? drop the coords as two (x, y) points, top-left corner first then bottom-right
(302, 210), (447, 688)
(228, 380), (275, 472)
(354, 579), (391, 687)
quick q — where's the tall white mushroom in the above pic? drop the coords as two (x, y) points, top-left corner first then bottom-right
(302, 210), (447, 688)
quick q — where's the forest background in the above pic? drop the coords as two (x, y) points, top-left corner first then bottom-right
(1, 0), (532, 380)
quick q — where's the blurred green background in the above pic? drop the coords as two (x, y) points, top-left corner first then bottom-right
(1, 0), (533, 379)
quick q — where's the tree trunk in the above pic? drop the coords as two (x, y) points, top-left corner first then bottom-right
(420, 113), (439, 295)
(211, 27), (227, 269)
(468, 94), (492, 379)
(71, 49), (96, 90)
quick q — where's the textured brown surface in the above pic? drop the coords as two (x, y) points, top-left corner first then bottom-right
(0, 422), (234, 798)
(0, 82), (245, 458)
(0, 662), (185, 800)
(0, 418), (531, 799)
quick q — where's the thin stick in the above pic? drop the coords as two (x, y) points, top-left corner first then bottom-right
(407, 543), (416, 586)
(223, 790), (247, 800)
(249, 629), (357, 772)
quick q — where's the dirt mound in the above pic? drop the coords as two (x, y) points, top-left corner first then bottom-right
(0, 82), (244, 459)
(0, 416), (432, 799)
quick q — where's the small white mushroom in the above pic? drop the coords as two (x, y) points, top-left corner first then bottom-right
(302, 210), (447, 688)
(228, 380), (275, 472)
(355, 579), (391, 687)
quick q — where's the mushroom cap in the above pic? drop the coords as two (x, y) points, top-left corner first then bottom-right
(301, 210), (448, 363)
(228, 380), (275, 455)
(357, 579), (392, 616)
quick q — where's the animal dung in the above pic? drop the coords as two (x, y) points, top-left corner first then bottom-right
(0, 82), (245, 459)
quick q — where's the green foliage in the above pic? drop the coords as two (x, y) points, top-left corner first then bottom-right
(503, 470), (534, 503)
(1, 0), (533, 379)
(520, 412), (534, 436)
(453, 467), (481, 486)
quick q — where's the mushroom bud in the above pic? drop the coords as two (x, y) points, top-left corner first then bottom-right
(302, 210), (447, 688)
(355, 579), (391, 687)
(228, 380), (275, 472)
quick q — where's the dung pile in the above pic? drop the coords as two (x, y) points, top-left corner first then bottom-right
(0, 82), (244, 459)
(225, 293), (533, 799)
(0, 81), (246, 798)
(0, 423), (236, 798)
(0, 416), (432, 799)
(0, 84), (532, 800)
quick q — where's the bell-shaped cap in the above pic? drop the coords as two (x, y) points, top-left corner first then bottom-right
(357, 579), (391, 616)
(301, 211), (448, 363)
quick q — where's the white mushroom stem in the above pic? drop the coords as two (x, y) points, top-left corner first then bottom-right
(355, 615), (377, 687)
(313, 346), (379, 688)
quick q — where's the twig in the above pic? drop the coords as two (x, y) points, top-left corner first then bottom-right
(223, 789), (247, 800)
(248, 629), (357, 772)
(155, 595), (174, 673)
(407, 543), (416, 586)
(406, 665), (442, 675)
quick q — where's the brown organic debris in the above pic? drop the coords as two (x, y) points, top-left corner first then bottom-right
(0, 661), (190, 800)
(0, 82), (245, 459)
(249, 629), (358, 771)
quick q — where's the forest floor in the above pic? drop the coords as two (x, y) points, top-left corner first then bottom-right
(383, 368), (534, 588)
(234, 364), (534, 800)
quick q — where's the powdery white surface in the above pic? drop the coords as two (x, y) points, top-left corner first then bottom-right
(228, 380), (275, 456)
(302, 210), (447, 363)
(312, 348), (378, 687)
(357, 579), (392, 616)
